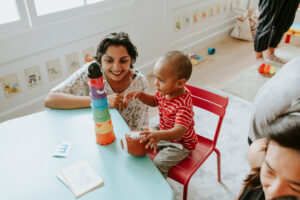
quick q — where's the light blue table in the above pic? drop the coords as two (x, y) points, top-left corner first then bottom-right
(0, 108), (173, 200)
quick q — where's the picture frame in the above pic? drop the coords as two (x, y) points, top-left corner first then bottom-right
(183, 12), (191, 29)
(46, 58), (63, 81)
(66, 52), (80, 74)
(192, 9), (200, 24)
(0, 73), (22, 99)
(24, 65), (43, 89)
(83, 47), (95, 63)
(174, 15), (182, 32)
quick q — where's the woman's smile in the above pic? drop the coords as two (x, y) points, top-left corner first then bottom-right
(111, 70), (124, 76)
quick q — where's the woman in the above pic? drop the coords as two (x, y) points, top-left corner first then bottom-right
(44, 32), (149, 131)
(238, 116), (300, 200)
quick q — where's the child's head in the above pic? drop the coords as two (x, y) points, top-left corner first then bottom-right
(153, 50), (192, 97)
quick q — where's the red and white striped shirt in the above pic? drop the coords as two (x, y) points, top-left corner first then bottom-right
(154, 89), (198, 150)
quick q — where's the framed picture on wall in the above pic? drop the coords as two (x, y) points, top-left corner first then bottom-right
(183, 12), (191, 29)
(215, 2), (221, 16)
(230, 0), (239, 11)
(83, 47), (95, 63)
(201, 6), (208, 20)
(223, 0), (229, 13)
(46, 58), (63, 81)
(0, 73), (22, 99)
(66, 52), (80, 74)
(24, 65), (43, 89)
(209, 4), (215, 18)
(174, 15), (182, 32)
(192, 9), (199, 24)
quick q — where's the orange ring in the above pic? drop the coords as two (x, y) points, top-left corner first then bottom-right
(96, 130), (115, 145)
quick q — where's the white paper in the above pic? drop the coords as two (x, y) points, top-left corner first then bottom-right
(59, 160), (104, 198)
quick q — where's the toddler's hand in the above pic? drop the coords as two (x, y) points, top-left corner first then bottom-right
(123, 91), (141, 108)
(139, 131), (161, 153)
(107, 93), (125, 111)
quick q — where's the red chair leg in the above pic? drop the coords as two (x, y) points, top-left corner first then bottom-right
(214, 148), (221, 182)
(183, 183), (188, 200)
(285, 34), (291, 43)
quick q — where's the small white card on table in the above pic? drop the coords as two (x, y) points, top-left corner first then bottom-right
(53, 141), (72, 157)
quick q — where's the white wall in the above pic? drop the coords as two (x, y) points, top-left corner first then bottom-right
(0, 0), (246, 123)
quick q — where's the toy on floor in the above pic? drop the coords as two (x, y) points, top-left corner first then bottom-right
(88, 61), (115, 145)
(285, 22), (300, 43)
(208, 48), (216, 55)
(258, 63), (280, 76)
(187, 53), (206, 65)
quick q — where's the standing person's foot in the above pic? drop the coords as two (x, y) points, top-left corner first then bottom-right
(264, 54), (286, 64)
(256, 58), (265, 66)
(255, 51), (264, 65)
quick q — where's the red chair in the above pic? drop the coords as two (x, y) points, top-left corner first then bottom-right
(148, 85), (229, 200)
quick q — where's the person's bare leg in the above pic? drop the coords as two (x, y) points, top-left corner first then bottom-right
(265, 47), (286, 64)
(265, 47), (275, 57)
(256, 51), (264, 64)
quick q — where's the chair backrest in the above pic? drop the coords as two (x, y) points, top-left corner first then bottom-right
(185, 85), (229, 146)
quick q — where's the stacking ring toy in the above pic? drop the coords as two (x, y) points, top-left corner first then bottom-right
(208, 48), (216, 55)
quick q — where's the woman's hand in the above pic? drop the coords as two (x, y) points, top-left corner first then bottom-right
(107, 93), (125, 111)
(247, 138), (267, 168)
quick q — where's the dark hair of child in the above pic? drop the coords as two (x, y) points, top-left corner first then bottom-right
(163, 50), (192, 81)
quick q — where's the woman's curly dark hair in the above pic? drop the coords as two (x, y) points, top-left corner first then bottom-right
(94, 32), (138, 69)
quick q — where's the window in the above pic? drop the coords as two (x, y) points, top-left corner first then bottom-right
(33, 0), (85, 16)
(0, 0), (20, 25)
(0, 0), (121, 33)
(26, 0), (110, 26)
(0, 0), (29, 33)
(33, 0), (106, 16)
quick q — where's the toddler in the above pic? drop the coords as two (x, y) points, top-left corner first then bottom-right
(124, 50), (198, 178)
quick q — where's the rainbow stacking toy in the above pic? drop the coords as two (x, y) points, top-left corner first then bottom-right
(87, 62), (115, 145)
